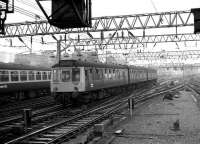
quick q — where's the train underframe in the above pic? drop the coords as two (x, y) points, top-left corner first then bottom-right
(53, 79), (157, 106)
(0, 88), (50, 105)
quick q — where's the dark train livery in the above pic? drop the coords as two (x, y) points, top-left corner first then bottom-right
(0, 62), (51, 100)
(51, 60), (157, 104)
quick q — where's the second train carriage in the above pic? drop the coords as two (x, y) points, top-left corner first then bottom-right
(51, 60), (157, 104)
(0, 62), (51, 99)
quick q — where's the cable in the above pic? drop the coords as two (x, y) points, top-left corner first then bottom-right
(6, 1), (46, 20)
(150, 0), (158, 12)
(14, 6), (46, 19)
(18, 0), (50, 11)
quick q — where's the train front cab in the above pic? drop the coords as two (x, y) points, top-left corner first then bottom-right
(51, 67), (85, 104)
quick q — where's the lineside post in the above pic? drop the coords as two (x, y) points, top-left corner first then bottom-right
(23, 109), (32, 132)
(128, 98), (134, 117)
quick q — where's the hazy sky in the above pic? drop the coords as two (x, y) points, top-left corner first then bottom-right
(93, 0), (200, 16)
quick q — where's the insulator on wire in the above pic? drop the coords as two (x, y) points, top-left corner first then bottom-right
(101, 31), (104, 41)
(78, 34), (80, 42)
(10, 39), (12, 47)
(143, 29), (145, 37)
(41, 37), (44, 44)
(30, 36), (32, 45)
(64, 34), (66, 43)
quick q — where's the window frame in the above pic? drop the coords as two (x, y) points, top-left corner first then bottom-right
(11, 70), (19, 81)
(0, 70), (9, 82)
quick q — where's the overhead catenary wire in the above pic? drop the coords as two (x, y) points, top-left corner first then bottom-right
(7, 0), (46, 20)
(14, 6), (46, 20)
(18, 0), (51, 12)
(150, 0), (158, 12)
(16, 0), (50, 19)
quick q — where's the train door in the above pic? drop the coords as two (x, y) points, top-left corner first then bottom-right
(84, 68), (89, 89)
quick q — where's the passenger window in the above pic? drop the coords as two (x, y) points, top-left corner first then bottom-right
(118, 71), (121, 79)
(85, 70), (88, 80)
(42, 72), (47, 80)
(48, 72), (51, 80)
(20, 71), (27, 81)
(96, 69), (100, 80)
(36, 71), (41, 80)
(72, 68), (80, 82)
(104, 69), (108, 79)
(61, 70), (70, 82)
(0, 70), (9, 82)
(100, 69), (103, 79)
(53, 70), (59, 82)
(11, 71), (19, 81)
(28, 71), (35, 80)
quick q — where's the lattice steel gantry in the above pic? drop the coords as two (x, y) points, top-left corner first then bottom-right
(1, 10), (193, 37)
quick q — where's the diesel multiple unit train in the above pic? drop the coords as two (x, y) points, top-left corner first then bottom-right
(0, 62), (51, 100)
(51, 60), (157, 104)
(0, 60), (157, 104)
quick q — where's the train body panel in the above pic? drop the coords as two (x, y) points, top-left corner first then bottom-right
(0, 62), (51, 98)
(0, 81), (50, 94)
(84, 68), (129, 91)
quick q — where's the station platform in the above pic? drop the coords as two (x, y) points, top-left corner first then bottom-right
(110, 90), (200, 144)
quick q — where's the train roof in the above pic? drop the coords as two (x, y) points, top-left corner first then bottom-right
(0, 62), (50, 71)
(52, 60), (128, 69)
(52, 60), (153, 71)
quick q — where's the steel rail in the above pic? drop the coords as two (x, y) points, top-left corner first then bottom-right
(5, 84), (183, 144)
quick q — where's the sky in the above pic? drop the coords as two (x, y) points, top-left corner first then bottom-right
(2, 0), (200, 64)
(93, 0), (200, 16)
(6, 0), (200, 23)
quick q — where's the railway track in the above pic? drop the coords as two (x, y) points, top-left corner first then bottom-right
(0, 96), (56, 119)
(5, 84), (183, 144)
(0, 85), (155, 143)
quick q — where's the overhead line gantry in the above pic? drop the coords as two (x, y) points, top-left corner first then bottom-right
(1, 10), (193, 37)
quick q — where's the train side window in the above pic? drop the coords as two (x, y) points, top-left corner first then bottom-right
(42, 71), (48, 80)
(96, 69), (100, 80)
(85, 70), (88, 80)
(20, 71), (27, 81)
(36, 71), (41, 80)
(100, 69), (103, 79)
(72, 68), (80, 82)
(109, 69), (111, 79)
(0, 70), (9, 82)
(48, 72), (51, 80)
(53, 69), (59, 82)
(28, 71), (35, 80)
(11, 71), (19, 81)
(113, 69), (115, 79)
(61, 70), (70, 82)
(104, 69), (108, 79)
(118, 70), (121, 79)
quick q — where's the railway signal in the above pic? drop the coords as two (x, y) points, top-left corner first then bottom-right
(35, 0), (92, 29)
(191, 8), (200, 34)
